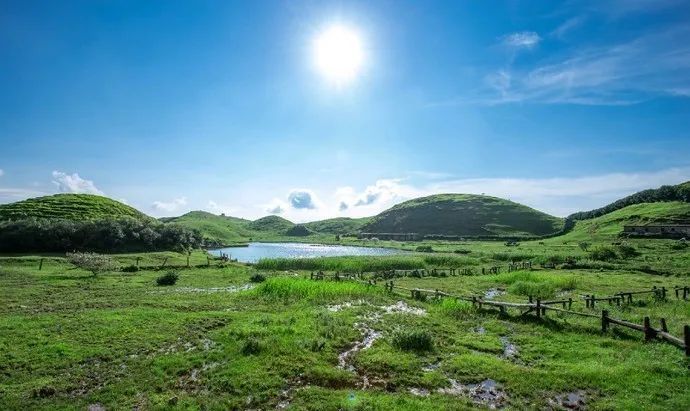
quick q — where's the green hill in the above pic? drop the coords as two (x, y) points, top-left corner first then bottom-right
(304, 217), (371, 235)
(361, 194), (564, 237)
(552, 201), (690, 243)
(0, 194), (150, 221)
(247, 215), (294, 232)
(162, 211), (252, 245)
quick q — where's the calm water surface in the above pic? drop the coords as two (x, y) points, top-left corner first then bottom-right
(209, 242), (406, 263)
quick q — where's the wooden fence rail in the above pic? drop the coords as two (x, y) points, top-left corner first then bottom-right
(309, 271), (689, 356)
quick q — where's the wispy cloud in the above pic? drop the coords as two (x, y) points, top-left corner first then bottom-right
(152, 197), (187, 213)
(502, 31), (541, 49)
(51, 171), (104, 195)
(437, 24), (690, 106)
(551, 16), (584, 39)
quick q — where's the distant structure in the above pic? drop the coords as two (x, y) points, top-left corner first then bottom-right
(623, 224), (690, 238)
(358, 232), (421, 241)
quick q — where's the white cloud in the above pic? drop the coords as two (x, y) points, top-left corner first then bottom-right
(0, 169), (4, 177)
(204, 200), (238, 216)
(51, 171), (104, 195)
(152, 197), (187, 213)
(502, 31), (541, 49)
(288, 189), (319, 209)
(325, 167), (690, 218)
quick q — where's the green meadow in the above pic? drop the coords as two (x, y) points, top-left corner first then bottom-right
(2, 235), (689, 410)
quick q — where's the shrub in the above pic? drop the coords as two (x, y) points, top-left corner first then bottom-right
(590, 247), (618, 261)
(671, 241), (688, 250)
(156, 271), (179, 286)
(392, 330), (433, 352)
(241, 337), (262, 355)
(250, 273), (266, 283)
(66, 252), (119, 276)
(453, 249), (471, 254)
(578, 242), (591, 251)
(415, 245), (434, 253)
(121, 265), (139, 273)
(617, 244), (640, 259)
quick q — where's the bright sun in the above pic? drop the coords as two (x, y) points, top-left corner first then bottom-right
(313, 25), (364, 85)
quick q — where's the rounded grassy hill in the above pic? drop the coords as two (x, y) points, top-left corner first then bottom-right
(361, 194), (564, 237)
(0, 194), (150, 221)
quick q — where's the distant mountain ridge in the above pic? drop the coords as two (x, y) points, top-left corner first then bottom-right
(3, 182), (689, 245)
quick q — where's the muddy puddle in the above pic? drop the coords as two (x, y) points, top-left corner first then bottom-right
(484, 288), (506, 300)
(500, 336), (518, 359)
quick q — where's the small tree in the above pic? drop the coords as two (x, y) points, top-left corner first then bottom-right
(578, 241), (591, 251)
(66, 252), (119, 276)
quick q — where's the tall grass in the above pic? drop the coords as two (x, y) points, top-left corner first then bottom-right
(492, 270), (578, 299)
(255, 277), (381, 302)
(254, 254), (479, 272)
(436, 298), (475, 319)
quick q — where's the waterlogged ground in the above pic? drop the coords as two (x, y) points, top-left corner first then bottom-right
(1, 255), (689, 410)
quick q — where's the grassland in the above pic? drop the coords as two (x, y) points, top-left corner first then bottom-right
(1, 232), (689, 410)
(0, 194), (150, 221)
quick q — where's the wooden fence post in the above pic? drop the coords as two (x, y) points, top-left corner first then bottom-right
(568, 297), (573, 310)
(660, 318), (668, 333)
(643, 317), (655, 341)
(684, 325), (690, 357)
(38, 258), (44, 271)
(536, 299), (541, 319)
(136, 256), (141, 269)
(591, 294), (596, 309)
(601, 310), (609, 332)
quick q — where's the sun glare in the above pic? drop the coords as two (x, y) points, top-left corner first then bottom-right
(313, 25), (364, 86)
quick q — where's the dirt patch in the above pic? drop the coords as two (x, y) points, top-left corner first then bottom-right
(549, 390), (587, 410)
(438, 378), (508, 409)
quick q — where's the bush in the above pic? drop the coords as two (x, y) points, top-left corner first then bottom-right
(590, 247), (618, 261)
(392, 330), (433, 352)
(453, 249), (471, 254)
(156, 271), (179, 286)
(241, 337), (262, 355)
(121, 265), (139, 273)
(617, 244), (640, 258)
(66, 252), (119, 276)
(415, 245), (434, 253)
(249, 273), (266, 283)
(671, 241), (688, 250)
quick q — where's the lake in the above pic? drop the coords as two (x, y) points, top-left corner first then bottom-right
(209, 242), (406, 263)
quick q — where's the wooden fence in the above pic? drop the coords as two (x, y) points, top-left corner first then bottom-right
(309, 271), (690, 356)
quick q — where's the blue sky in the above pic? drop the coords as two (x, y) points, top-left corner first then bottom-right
(1, 0), (690, 221)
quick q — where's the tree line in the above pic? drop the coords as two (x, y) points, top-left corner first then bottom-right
(567, 184), (690, 222)
(0, 217), (203, 253)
